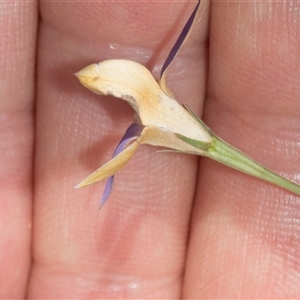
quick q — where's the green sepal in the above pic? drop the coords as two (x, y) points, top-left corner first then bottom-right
(176, 133), (211, 152)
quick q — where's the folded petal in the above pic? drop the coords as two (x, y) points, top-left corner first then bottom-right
(75, 123), (143, 189)
(75, 140), (139, 188)
(98, 123), (143, 208)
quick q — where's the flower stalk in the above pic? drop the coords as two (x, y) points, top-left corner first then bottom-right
(179, 132), (300, 196)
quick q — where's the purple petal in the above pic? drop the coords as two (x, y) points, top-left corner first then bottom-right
(100, 175), (114, 209)
(99, 123), (143, 208)
(112, 123), (143, 157)
(160, 0), (201, 79)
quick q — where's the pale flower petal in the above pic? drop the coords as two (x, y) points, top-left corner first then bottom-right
(139, 126), (209, 155)
(75, 59), (212, 144)
(75, 138), (140, 188)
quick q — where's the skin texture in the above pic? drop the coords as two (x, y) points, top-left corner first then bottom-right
(1, 1), (300, 298)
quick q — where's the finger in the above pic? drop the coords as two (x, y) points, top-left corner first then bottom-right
(0, 1), (37, 298)
(185, 1), (300, 298)
(29, 2), (209, 298)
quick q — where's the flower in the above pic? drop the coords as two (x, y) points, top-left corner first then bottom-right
(75, 0), (300, 208)
(74, 0), (205, 208)
(75, 59), (213, 207)
(75, 58), (300, 206)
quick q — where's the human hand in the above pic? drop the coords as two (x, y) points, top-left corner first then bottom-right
(2, 2), (300, 298)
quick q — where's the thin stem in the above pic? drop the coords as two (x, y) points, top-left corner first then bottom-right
(209, 135), (300, 196)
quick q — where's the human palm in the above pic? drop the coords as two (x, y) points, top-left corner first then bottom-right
(2, 2), (300, 298)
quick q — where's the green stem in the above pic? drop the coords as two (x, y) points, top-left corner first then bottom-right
(209, 135), (300, 196)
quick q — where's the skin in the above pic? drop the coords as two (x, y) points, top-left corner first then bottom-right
(1, 1), (300, 298)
